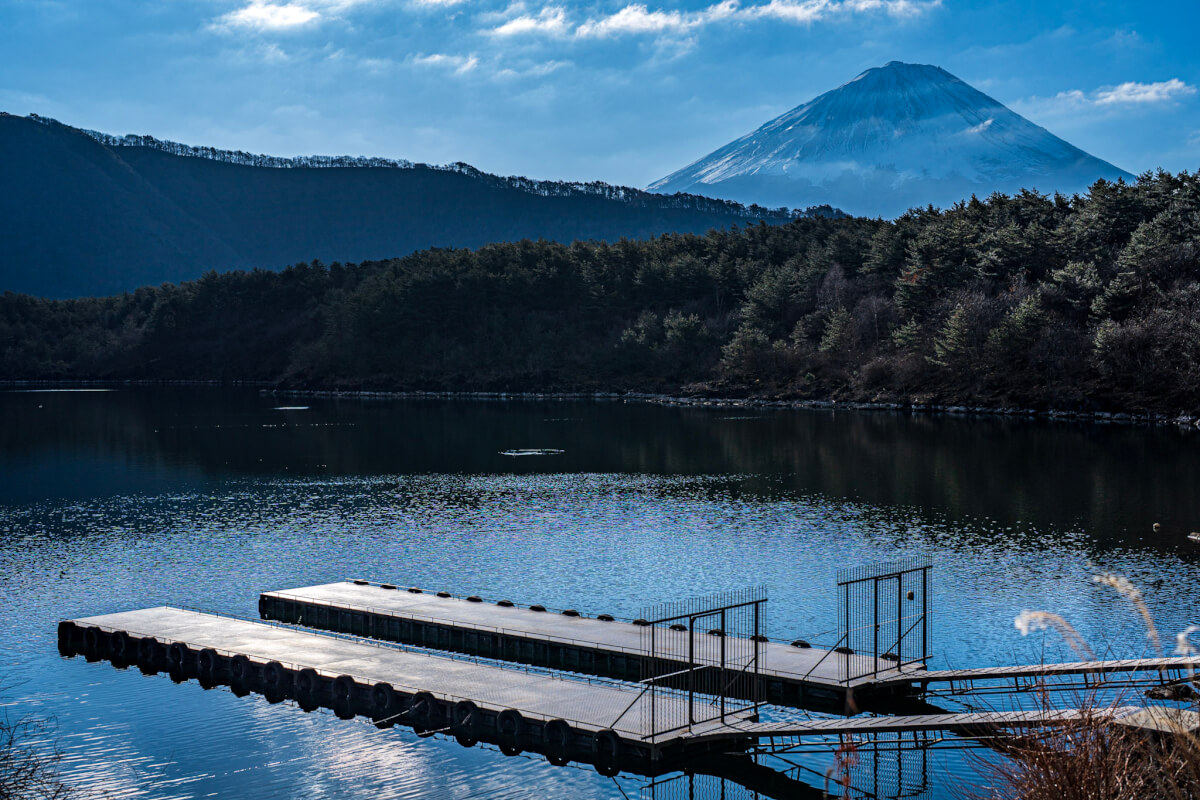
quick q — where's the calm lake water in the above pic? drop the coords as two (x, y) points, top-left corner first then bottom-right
(2, 388), (1198, 799)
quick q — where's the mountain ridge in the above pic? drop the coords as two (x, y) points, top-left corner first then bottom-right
(0, 113), (838, 298)
(649, 62), (1134, 217)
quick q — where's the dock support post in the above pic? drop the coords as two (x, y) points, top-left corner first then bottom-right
(922, 564), (929, 666)
(719, 608), (726, 722)
(753, 600), (761, 713)
(688, 616), (695, 727)
(873, 579), (879, 680)
(650, 624), (657, 741)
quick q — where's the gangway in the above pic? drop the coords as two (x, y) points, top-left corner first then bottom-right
(874, 657), (1200, 698)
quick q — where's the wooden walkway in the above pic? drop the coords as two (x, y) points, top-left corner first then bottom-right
(691, 705), (1200, 752)
(693, 708), (1105, 743)
(874, 657), (1200, 689)
(259, 581), (920, 712)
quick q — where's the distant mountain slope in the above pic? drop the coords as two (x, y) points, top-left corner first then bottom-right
(0, 114), (835, 298)
(650, 62), (1134, 218)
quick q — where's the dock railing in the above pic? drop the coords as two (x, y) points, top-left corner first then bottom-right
(837, 558), (932, 683)
(639, 587), (768, 741)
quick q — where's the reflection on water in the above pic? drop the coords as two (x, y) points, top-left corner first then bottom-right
(4, 388), (1200, 544)
(1, 388), (1198, 799)
(643, 747), (932, 800)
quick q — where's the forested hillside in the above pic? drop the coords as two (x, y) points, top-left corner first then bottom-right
(0, 114), (822, 298)
(4, 171), (1199, 415)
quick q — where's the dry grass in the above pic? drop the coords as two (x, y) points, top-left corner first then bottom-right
(1012, 611), (1095, 661)
(823, 738), (860, 798)
(965, 708), (1200, 800)
(1092, 571), (1163, 657)
(963, 570), (1200, 800)
(0, 711), (73, 800)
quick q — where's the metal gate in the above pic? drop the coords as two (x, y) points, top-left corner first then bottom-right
(638, 587), (767, 737)
(838, 558), (931, 683)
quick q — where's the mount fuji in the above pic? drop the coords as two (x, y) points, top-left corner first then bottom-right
(649, 62), (1134, 218)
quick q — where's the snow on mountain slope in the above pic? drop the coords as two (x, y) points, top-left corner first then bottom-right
(650, 62), (1134, 218)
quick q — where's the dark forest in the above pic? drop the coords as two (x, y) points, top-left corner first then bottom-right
(5, 171), (1199, 415)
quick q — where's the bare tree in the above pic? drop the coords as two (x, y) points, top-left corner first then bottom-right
(0, 709), (73, 800)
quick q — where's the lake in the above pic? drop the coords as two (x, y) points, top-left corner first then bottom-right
(2, 388), (1198, 799)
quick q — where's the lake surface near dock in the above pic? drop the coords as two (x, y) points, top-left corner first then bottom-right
(2, 388), (1198, 799)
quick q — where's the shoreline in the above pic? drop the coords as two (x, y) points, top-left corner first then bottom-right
(3, 379), (1196, 430)
(262, 387), (1200, 430)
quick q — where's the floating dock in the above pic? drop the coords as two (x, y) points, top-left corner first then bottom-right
(58, 606), (1200, 783)
(58, 607), (759, 774)
(259, 581), (920, 713)
(54, 550), (1200, 798)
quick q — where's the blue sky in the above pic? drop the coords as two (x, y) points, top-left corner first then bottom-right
(1, 0), (1197, 187)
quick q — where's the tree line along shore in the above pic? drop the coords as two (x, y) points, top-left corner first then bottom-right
(3, 170), (1199, 417)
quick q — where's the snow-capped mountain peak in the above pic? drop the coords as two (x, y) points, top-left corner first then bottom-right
(650, 62), (1132, 217)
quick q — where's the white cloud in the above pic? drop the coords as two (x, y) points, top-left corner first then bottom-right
(962, 117), (993, 135)
(1020, 79), (1196, 118)
(490, 6), (570, 36)
(575, 1), (741, 37)
(410, 0), (468, 5)
(1052, 89), (1088, 108)
(1094, 79), (1196, 106)
(411, 52), (480, 74)
(476, 1), (528, 23)
(357, 55), (396, 73)
(260, 42), (292, 61)
(843, 0), (938, 17)
(746, 0), (826, 24)
(1016, 89), (1087, 116)
(406, 52), (568, 80)
(576, 5), (687, 37)
(577, 4), (689, 37)
(219, 2), (321, 30)
(1104, 29), (1142, 50)
(493, 59), (569, 79)
(753, 0), (942, 24)
(493, 0), (938, 40)
(214, 0), (389, 32)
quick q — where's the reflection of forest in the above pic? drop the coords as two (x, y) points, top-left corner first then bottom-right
(2, 389), (1198, 547)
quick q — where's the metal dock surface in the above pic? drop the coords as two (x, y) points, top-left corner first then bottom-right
(260, 581), (919, 711)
